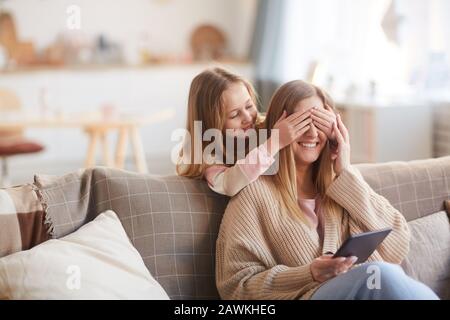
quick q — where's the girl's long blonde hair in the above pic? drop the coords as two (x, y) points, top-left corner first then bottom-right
(176, 67), (260, 178)
(264, 80), (341, 227)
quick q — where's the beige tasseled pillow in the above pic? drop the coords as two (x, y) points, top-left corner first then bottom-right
(0, 210), (169, 300)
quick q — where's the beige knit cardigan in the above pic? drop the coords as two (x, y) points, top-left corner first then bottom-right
(215, 166), (411, 300)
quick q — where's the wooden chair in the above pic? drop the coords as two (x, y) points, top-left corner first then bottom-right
(0, 88), (44, 187)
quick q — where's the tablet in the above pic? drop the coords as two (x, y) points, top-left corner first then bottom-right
(333, 228), (392, 264)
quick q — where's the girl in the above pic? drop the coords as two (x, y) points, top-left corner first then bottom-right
(177, 68), (336, 196)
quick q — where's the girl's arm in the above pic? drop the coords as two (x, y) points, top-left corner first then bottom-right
(205, 109), (313, 196)
(204, 141), (275, 196)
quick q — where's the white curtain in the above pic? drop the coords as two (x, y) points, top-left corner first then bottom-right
(397, 0), (450, 100)
(267, 0), (450, 101)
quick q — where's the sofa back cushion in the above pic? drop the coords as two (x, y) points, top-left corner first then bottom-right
(355, 156), (450, 222)
(35, 168), (228, 300)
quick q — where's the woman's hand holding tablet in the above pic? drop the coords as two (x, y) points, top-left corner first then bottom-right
(333, 228), (393, 264)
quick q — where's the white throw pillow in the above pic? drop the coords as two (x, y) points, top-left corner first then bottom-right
(0, 210), (169, 300)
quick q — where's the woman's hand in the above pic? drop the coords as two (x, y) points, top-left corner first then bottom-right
(331, 114), (351, 176)
(311, 104), (337, 141)
(310, 254), (358, 283)
(267, 110), (312, 156)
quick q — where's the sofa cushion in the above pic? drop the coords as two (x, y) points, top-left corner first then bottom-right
(401, 211), (450, 299)
(0, 184), (52, 258)
(355, 156), (450, 222)
(34, 167), (229, 300)
(0, 210), (169, 300)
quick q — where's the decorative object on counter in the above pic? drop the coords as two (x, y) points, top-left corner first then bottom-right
(48, 32), (94, 66)
(136, 31), (157, 65)
(134, 32), (194, 65)
(0, 11), (16, 59)
(190, 24), (227, 61)
(100, 103), (118, 121)
(41, 41), (65, 66)
(41, 32), (125, 67)
(92, 34), (124, 65)
(0, 11), (38, 66)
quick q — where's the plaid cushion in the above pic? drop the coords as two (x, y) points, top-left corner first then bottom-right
(355, 156), (450, 222)
(34, 168), (228, 300)
(0, 184), (52, 258)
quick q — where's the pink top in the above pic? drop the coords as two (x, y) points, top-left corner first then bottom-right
(204, 142), (276, 197)
(297, 196), (324, 241)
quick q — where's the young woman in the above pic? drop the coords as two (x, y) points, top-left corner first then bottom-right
(177, 68), (314, 196)
(215, 80), (439, 300)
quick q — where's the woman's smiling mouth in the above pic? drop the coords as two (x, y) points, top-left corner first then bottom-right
(298, 141), (319, 148)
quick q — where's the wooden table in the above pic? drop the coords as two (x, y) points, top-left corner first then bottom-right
(0, 109), (175, 173)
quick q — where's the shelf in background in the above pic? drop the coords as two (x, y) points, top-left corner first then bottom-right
(0, 59), (252, 75)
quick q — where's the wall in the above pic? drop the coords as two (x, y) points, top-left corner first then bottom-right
(3, 0), (258, 61)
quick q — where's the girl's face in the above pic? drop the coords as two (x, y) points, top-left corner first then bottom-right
(291, 95), (327, 166)
(222, 82), (258, 137)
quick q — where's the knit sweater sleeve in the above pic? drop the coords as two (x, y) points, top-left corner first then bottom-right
(215, 183), (318, 300)
(326, 166), (410, 264)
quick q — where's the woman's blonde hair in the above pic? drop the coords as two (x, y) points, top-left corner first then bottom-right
(176, 67), (260, 178)
(264, 80), (341, 227)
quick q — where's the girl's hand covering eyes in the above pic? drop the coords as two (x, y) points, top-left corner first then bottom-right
(311, 104), (337, 142)
(269, 109), (313, 154)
